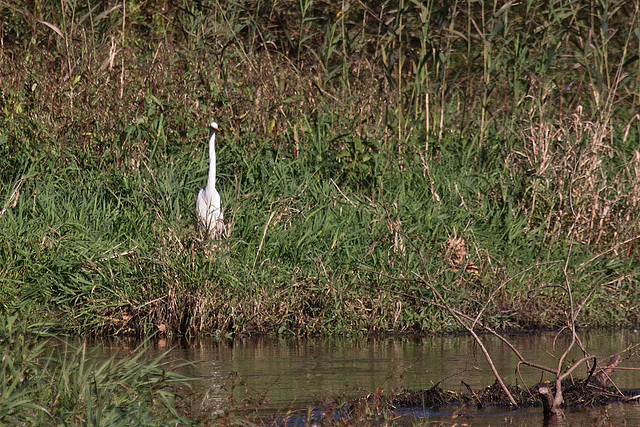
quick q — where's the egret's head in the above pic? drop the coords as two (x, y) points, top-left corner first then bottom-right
(210, 122), (221, 132)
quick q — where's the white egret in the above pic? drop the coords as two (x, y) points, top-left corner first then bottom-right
(197, 122), (224, 238)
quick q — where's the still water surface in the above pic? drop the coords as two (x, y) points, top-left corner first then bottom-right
(95, 330), (640, 425)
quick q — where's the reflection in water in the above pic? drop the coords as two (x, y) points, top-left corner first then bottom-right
(91, 330), (640, 425)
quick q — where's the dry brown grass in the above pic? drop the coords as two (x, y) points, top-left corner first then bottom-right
(514, 102), (640, 248)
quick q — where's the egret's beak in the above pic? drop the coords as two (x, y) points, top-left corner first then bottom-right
(209, 123), (221, 140)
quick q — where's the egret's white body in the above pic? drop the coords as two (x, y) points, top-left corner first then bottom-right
(197, 122), (224, 238)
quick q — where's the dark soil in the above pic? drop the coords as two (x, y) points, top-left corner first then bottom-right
(249, 379), (640, 426)
(392, 380), (640, 411)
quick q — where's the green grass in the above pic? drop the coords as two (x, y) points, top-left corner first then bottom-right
(0, 0), (639, 337)
(0, 315), (190, 425)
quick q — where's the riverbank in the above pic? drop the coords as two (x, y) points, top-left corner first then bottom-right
(1, 0), (639, 337)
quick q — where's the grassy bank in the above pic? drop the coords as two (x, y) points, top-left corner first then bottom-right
(1, 0), (639, 337)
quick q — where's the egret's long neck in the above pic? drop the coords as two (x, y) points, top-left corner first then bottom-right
(206, 131), (217, 192)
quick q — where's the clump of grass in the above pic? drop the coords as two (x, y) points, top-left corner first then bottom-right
(0, 314), (190, 424)
(0, 0), (639, 336)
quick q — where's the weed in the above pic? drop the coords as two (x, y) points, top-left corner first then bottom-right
(0, 315), (190, 424)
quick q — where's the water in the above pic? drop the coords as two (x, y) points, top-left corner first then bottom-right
(93, 329), (640, 425)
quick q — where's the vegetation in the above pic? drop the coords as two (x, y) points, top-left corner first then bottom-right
(0, 315), (189, 425)
(1, 0), (639, 338)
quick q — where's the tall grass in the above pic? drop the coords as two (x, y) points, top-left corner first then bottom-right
(0, 314), (190, 424)
(0, 0), (639, 336)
